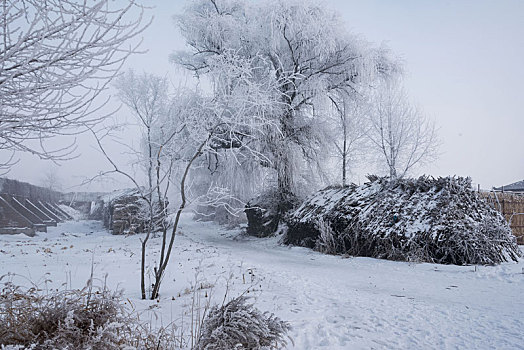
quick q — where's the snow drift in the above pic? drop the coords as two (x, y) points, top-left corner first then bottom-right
(285, 176), (521, 265)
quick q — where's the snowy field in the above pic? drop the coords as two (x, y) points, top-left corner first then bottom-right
(1, 215), (523, 350)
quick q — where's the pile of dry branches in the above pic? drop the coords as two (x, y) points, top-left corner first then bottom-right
(285, 176), (521, 265)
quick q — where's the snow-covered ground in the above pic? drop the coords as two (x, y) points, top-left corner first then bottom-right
(1, 215), (523, 349)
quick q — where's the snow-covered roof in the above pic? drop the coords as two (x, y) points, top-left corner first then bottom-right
(494, 180), (524, 192)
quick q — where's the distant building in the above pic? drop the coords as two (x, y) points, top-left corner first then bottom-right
(494, 180), (524, 193)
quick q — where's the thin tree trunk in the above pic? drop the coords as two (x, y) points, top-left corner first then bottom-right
(150, 138), (208, 300)
(157, 146), (168, 275)
(141, 126), (155, 299)
(388, 117), (397, 180)
(342, 151), (347, 186)
(390, 166), (397, 179)
(140, 237), (148, 299)
(277, 159), (292, 195)
(342, 121), (347, 186)
(276, 114), (294, 197)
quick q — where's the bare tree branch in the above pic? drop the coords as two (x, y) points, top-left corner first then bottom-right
(0, 0), (150, 168)
(366, 81), (439, 179)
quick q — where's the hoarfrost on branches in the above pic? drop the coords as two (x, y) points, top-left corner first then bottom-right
(0, 0), (148, 169)
(103, 51), (285, 299)
(366, 81), (439, 179)
(173, 0), (399, 200)
(327, 90), (370, 186)
(197, 296), (291, 350)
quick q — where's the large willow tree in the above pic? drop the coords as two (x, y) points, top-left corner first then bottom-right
(174, 0), (398, 214)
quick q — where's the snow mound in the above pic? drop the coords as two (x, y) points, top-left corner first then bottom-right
(285, 176), (521, 265)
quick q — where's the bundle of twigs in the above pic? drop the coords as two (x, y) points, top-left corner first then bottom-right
(285, 176), (521, 265)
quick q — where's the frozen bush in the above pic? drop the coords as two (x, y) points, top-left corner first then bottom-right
(0, 280), (178, 349)
(197, 296), (291, 350)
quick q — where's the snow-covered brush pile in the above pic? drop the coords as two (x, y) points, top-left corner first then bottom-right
(285, 176), (521, 265)
(197, 296), (291, 350)
(245, 189), (300, 237)
(0, 279), (178, 350)
(98, 188), (166, 235)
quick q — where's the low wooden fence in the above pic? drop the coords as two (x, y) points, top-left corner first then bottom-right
(479, 191), (524, 244)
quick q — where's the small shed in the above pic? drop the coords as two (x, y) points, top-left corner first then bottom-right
(494, 180), (524, 193)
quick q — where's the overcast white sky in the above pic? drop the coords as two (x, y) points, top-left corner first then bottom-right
(4, 0), (524, 192)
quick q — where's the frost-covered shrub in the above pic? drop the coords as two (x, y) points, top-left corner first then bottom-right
(285, 176), (521, 265)
(197, 296), (291, 350)
(0, 281), (177, 349)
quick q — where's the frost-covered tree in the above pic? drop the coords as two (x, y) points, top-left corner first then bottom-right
(0, 0), (147, 170)
(97, 71), (199, 299)
(113, 70), (183, 299)
(173, 0), (397, 202)
(367, 81), (438, 179)
(40, 166), (63, 192)
(101, 52), (283, 299)
(149, 53), (282, 298)
(328, 91), (370, 186)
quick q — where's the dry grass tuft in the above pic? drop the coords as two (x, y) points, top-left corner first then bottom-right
(0, 276), (179, 349)
(197, 295), (291, 350)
